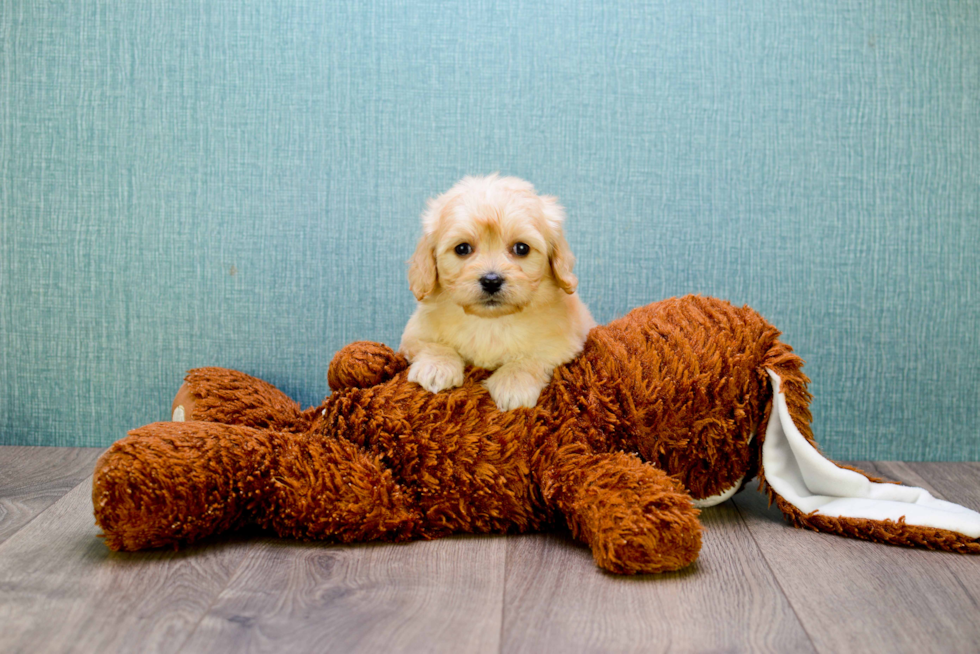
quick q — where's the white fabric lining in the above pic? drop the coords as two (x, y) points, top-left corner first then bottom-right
(692, 475), (746, 508)
(762, 369), (980, 538)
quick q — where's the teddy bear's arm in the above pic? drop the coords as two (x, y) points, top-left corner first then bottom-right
(538, 444), (702, 574)
(174, 367), (311, 431)
(328, 342), (409, 392)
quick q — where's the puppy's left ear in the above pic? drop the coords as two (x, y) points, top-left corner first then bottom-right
(541, 195), (578, 294)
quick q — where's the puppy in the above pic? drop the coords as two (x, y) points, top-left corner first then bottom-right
(400, 174), (595, 411)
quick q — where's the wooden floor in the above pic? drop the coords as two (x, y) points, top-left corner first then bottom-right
(0, 447), (978, 653)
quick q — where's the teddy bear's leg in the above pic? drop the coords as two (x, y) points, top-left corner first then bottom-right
(258, 430), (420, 543)
(93, 421), (279, 551)
(94, 421), (421, 551)
(170, 367), (312, 432)
(539, 446), (702, 574)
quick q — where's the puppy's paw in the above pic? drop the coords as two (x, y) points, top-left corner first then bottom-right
(483, 366), (548, 411)
(408, 356), (465, 394)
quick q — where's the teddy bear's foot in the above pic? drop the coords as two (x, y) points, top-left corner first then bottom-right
(542, 450), (702, 574)
(94, 421), (278, 551)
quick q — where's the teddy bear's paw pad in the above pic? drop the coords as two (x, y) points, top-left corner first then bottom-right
(170, 382), (197, 422)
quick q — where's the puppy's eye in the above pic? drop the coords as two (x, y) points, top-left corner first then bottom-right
(454, 243), (473, 256)
(512, 242), (530, 257)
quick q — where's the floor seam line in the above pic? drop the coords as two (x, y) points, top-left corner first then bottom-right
(173, 546), (253, 653)
(497, 537), (510, 654)
(0, 475), (95, 555)
(731, 491), (822, 654)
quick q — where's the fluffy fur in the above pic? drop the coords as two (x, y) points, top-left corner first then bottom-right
(92, 295), (980, 575)
(400, 175), (595, 411)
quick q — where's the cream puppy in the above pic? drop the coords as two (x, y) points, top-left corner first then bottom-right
(400, 175), (595, 411)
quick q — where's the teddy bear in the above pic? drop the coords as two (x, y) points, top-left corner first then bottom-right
(92, 295), (980, 574)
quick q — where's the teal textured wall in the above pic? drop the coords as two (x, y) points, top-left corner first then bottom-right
(2, 1), (978, 458)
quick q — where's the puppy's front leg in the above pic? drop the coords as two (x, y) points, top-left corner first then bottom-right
(484, 358), (553, 411)
(406, 342), (466, 394)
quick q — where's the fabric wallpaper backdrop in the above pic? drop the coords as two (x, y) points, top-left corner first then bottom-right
(1, 1), (978, 458)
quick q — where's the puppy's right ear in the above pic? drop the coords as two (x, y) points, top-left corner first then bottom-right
(408, 232), (438, 301)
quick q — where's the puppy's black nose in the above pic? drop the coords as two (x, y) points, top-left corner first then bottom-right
(479, 272), (505, 295)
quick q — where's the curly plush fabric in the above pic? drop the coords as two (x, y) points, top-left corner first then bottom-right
(92, 295), (980, 574)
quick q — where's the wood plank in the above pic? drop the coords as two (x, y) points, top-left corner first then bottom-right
(0, 446), (104, 544)
(501, 501), (816, 654)
(2, 455), (974, 653)
(873, 462), (980, 609)
(180, 535), (507, 654)
(0, 478), (251, 654)
(732, 462), (980, 654)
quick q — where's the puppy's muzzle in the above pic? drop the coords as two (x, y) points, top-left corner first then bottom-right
(479, 273), (505, 295)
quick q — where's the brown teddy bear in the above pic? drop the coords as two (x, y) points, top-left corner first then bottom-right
(92, 295), (980, 574)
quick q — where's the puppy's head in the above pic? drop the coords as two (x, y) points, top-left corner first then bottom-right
(408, 175), (578, 317)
